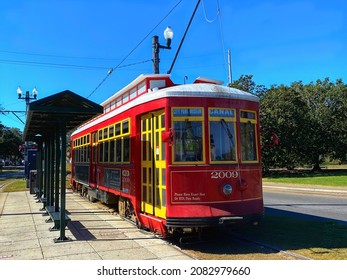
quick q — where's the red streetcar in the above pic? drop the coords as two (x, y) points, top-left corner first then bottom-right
(70, 74), (263, 237)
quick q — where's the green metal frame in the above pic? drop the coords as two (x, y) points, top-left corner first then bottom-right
(23, 90), (103, 242)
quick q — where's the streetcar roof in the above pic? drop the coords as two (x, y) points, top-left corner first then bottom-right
(101, 74), (171, 107)
(161, 83), (259, 102)
(71, 75), (258, 136)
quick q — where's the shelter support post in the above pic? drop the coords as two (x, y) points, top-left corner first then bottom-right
(40, 138), (49, 211)
(34, 137), (43, 199)
(54, 121), (71, 242)
(54, 131), (60, 212)
(49, 134), (55, 207)
(37, 139), (43, 199)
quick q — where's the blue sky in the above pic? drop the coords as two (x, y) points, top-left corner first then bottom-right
(1, 0), (346, 131)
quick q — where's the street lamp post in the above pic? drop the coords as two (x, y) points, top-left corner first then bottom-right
(152, 26), (173, 74)
(17, 86), (38, 114)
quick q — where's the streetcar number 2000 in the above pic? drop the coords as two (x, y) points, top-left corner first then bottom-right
(211, 171), (238, 179)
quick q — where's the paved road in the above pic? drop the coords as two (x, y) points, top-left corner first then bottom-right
(0, 168), (24, 179)
(263, 189), (347, 224)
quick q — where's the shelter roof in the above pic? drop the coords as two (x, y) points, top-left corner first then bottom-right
(23, 90), (103, 141)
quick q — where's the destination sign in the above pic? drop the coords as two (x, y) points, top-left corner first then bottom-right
(173, 108), (202, 117)
(241, 111), (256, 119)
(209, 108), (234, 118)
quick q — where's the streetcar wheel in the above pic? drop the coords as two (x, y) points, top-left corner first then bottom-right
(118, 197), (125, 217)
(136, 219), (143, 229)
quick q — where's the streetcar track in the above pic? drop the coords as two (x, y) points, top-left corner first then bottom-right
(73, 190), (312, 260)
(86, 197), (310, 260)
(168, 227), (312, 260)
(75, 192), (198, 259)
(227, 230), (311, 260)
(0, 192), (9, 217)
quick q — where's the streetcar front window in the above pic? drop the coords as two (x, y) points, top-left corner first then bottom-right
(172, 107), (204, 163)
(210, 120), (236, 162)
(240, 110), (258, 162)
(173, 120), (203, 162)
(209, 108), (236, 163)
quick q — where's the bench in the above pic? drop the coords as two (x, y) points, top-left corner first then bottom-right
(39, 197), (47, 211)
(33, 187), (40, 197)
(45, 206), (71, 231)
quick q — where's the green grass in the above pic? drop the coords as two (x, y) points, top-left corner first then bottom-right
(0, 168), (26, 192)
(263, 169), (347, 187)
(234, 212), (347, 260)
(0, 179), (27, 192)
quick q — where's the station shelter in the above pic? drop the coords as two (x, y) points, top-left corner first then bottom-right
(23, 90), (103, 242)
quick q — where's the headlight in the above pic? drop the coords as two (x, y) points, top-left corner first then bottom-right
(223, 184), (233, 195)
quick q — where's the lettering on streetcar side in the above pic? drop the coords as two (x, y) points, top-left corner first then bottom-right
(211, 171), (238, 179)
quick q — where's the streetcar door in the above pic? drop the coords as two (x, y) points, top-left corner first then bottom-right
(141, 110), (166, 219)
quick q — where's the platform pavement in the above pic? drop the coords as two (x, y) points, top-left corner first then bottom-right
(0, 190), (194, 260)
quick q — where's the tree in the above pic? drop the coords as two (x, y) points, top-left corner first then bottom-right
(231, 75), (347, 170)
(0, 123), (4, 145)
(229, 74), (268, 96)
(0, 127), (23, 161)
(298, 78), (347, 169)
(260, 82), (314, 169)
(330, 79), (347, 162)
(0, 104), (4, 144)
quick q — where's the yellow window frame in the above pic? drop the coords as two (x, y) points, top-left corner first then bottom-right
(240, 109), (259, 163)
(97, 118), (131, 164)
(73, 134), (90, 163)
(208, 108), (237, 164)
(171, 107), (205, 164)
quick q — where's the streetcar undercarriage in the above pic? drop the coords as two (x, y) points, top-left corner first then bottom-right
(71, 180), (262, 238)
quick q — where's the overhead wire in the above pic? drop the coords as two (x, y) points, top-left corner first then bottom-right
(0, 111), (26, 126)
(0, 57), (153, 71)
(192, 0), (228, 83)
(202, 0), (228, 84)
(0, 49), (118, 61)
(215, 0), (229, 83)
(86, 0), (183, 98)
(201, 0), (219, 23)
(0, 58), (110, 70)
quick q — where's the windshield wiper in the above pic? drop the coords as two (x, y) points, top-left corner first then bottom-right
(221, 118), (234, 146)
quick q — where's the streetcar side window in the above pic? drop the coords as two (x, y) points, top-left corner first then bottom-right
(209, 108), (237, 163)
(109, 125), (114, 138)
(115, 123), (121, 136)
(172, 107), (204, 163)
(98, 118), (131, 164)
(122, 120), (129, 134)
(73, 134), (90, 163)
(115, 138), (122, 163)
(104, 141), (109, 162)
(240, 110), (258, 162)
(123, 137), (130, 162)
(99, 142), (104, 162)
(92, 132), (97, 163)
(109, 140), (115, 162)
